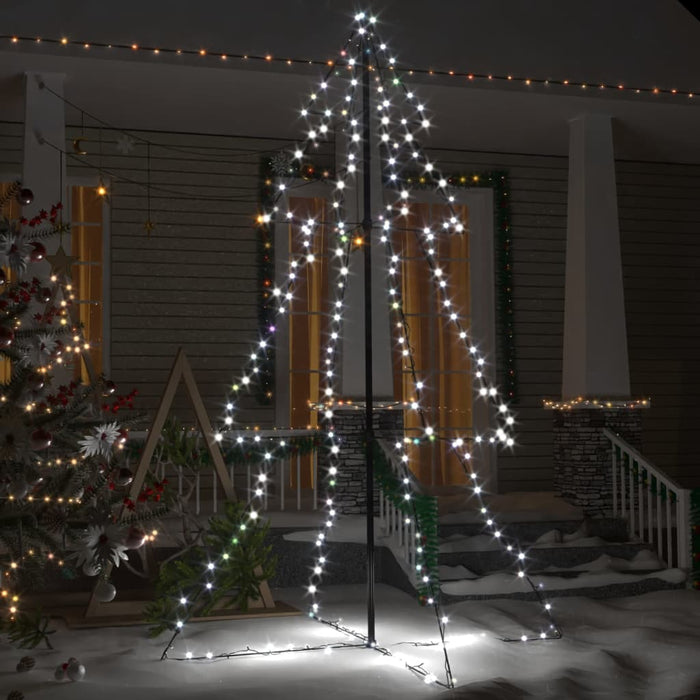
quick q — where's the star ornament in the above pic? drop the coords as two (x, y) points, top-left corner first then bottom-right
(116, 134), (136, 155)
(46, 244), (78, 279)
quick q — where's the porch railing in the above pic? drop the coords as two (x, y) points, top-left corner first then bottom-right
(604, 428), (691, 570)
(376, 439), (418, 573)
(128, 429), (319, 514)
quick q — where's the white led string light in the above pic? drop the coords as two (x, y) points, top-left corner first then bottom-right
(162, 26), (362, 655)
(369, 35), (561, 641)
(163, 11), (559, 683)
(380, 233), (560, 641)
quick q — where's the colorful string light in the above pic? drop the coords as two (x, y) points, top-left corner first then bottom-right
(3, 33), (698, 100)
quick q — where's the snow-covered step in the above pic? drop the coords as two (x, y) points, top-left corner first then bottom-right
(438, 517), (629, 544)
(438, 537), (652, 574)
(440, 567), (686, 602)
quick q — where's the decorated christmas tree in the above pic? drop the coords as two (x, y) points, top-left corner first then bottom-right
(0, 182), (153, 646)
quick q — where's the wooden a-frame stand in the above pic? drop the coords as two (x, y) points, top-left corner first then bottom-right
(75, 348), (295, 625)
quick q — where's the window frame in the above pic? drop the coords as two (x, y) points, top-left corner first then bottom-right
(273, 182), (497, 489)
(65, 175), (111, 377)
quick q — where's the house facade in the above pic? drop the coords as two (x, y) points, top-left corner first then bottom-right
(1, 1), (700, 495)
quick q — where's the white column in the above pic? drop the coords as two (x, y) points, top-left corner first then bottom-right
(22, 72), (66, 218)
(562, 114), (630, 399)
(338, 94), (393, 400)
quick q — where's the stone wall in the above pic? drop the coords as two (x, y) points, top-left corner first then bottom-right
(320, 408), (403, 514)
(552, 408), (643, 514)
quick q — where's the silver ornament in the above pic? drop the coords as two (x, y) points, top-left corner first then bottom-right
(93, 579), (116, 603)
(66, 658), (86, 682)
(54, 663), (66, 680)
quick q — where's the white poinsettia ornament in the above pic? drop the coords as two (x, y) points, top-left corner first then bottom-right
(78, 422), (121, 458)
(72, 523), (129, 573)
(0, 227), (31, 272)
(30, 332), (58, 365)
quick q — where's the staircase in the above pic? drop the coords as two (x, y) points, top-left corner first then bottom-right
(378, 491), (688, 603)
(436, 515), (686, 603)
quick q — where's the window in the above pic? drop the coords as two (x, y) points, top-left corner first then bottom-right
(393, 201), (472, 485)
(0, 181), (22, 383)
(276, 186), (495, 487)
(0, 180), (107, 386)
(69, 183), (107, 382)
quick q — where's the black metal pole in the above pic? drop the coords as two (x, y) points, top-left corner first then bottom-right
(361, 38), (376, 647)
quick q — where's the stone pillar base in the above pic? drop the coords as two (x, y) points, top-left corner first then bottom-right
(319, 408), (403, 515)
(552, 406), (643, 515)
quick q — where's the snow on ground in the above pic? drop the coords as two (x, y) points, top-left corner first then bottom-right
(2, 584), (700, 700)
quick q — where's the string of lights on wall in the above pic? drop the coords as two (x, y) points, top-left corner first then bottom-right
(3, 32), (700, 100)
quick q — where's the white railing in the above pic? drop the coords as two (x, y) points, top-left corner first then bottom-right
(604, 428), (691, 570)
(129, 429), (319, 514)
(376, 439), (417, 573)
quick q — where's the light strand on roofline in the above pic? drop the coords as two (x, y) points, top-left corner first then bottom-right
(3, 33), (699, 100)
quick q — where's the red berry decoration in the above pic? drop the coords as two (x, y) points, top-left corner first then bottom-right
(29, 241), (47, 262)
(30, 428), (52, 451)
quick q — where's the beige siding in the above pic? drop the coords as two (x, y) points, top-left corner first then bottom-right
(65, 126), (305, 426)
(0, 121), (23, 175)
(3, 119), (698, 491)
(431, 148), (700, 491)
(617, 160), (700, 487)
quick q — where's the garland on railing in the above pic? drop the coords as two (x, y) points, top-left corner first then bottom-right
(617, 450), (678, 503)
(125, 430), (324, 468)
(691, 488), (700, 590)
(617, 448), (700, 588)
(372, 441), (439, 602)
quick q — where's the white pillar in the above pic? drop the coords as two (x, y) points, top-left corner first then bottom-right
(22, 72), (66, 218)
(562, 113), (630, 399)
(338, 96), (393, 400)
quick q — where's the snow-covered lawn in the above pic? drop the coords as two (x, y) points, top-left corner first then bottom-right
(2, 583), (699, 699)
